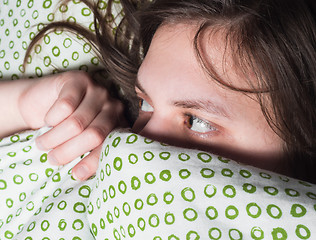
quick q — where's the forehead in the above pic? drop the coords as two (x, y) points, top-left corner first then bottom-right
(138, 24), (213, 96)
(139, 23), (253, 93)
(138, 24), (248, 117)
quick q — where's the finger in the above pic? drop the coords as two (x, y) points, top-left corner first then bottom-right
(46, 109), (116, 165)
(71, 145), (103, 181)
(36, 91), (102, 150)
(44, 73), (88, 127)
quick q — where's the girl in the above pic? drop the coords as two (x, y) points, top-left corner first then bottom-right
(10, 0), (316, 182)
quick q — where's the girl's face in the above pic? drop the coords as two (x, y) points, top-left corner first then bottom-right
(133, 24), (286, 173)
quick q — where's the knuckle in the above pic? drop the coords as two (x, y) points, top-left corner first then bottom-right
(63, 70), (87, 79)
(77, 70), (91, 80)
(56, 72), (76, 88)
(60, 71), (74, 80)
(86, 126), (108, 146)
(68, 116), (86, 134)
(101, 91), (110, 101)
(58, 97), (76, 114)
(77, 71), (93, 85)
(93, 86), (109, 101)
(60, 71), (92, 87)
(103, 98), (123, 113)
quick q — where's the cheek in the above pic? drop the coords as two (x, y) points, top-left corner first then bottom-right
(231, 118), (284, 156)
(227, 94), (282, 151)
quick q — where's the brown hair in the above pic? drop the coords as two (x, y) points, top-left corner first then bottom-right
(25, 0), (316, 182)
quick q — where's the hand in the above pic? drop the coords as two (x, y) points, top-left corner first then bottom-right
(19, 71), (126, 180)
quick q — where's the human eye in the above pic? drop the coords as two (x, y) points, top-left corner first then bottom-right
(139, 98), (154, 112)
(185, 115), (217, 134)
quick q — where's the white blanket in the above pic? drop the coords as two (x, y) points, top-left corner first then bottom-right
(1, 127), (316, 239)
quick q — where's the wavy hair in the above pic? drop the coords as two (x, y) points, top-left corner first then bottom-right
(25, 0), (316, 182)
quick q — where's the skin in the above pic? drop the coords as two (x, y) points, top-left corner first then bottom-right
(0, 71), (124, 180)
(1, 23), (287, 180)
(133, 23), (287, 174)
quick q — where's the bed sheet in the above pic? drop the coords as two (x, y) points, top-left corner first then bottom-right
(0, 0), (122, 80)
(1, 127), (315, 240)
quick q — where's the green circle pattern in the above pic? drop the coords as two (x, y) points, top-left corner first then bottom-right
(0, 127), (96, 239)
(0, 0), (316, 234)
(83, 130), (316, 239)
(0, 0), (115, 80)
(0, 128), (315, 239)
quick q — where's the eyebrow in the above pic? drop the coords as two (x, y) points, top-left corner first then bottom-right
(172, 99), (231, 119)
(136, 76), (231, 119)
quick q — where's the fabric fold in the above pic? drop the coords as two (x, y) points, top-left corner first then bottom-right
(1, 128), (315, 239)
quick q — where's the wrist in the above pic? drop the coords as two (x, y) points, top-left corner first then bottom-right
(0, 79), (35, 138)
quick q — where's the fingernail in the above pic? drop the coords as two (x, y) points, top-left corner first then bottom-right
(36, 138), (45, 150)
(73, 165), (89, 181)
(48, 155), (58, 165)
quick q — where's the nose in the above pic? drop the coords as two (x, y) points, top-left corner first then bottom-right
(132, 113), (179, 145)
(139, 121), (166, 141)
(134, 113), (165, 140)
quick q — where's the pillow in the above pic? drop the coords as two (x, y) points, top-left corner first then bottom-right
(0, 127), (94, 239)
(0, 0), (122, 80)
(89, 130), (316, 240)
(1, 128), (315, 239)
(1, 1), (316, 239)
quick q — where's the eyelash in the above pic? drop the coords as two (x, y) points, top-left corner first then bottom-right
(138, 98), (154, 112)
(138, 98), (217, 135)
(184, 114), (217, 134)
